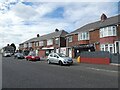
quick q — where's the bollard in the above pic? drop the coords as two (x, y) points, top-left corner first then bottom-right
(77, 56), (81, 63)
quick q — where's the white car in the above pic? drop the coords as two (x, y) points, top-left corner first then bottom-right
(47, 53), (73, 66)
(3, 51), (12, 57)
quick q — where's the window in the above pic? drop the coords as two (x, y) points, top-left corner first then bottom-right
(47, 39), (53, 45)
(100, 26), (117, 38)
(28, 43), (32, 47)
(35, 42), (39, 46)
(24, 43), (27, 48)
(78, 32), (89, 40)
(100, 44), (114, 53)
(55, 38), (59, 45)
(100, 44), (104, 51)
(68, 36), (72, 42)
(39, 41), (44, 46)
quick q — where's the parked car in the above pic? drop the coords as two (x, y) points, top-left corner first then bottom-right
(25, 52), (40, 61)
(2, 51), (12, 57)
(14, 52), (24, 59)
(47, 53), (73, 66)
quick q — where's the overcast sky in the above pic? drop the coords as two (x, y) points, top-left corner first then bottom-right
(0, 0), (119, 49)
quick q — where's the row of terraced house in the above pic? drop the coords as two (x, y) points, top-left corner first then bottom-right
(19, 14), (120, 58)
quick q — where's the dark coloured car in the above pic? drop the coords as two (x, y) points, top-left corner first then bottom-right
(14, 52), (24, 59)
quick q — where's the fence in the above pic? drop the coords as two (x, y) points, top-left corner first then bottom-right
(78, 51), (120, 64)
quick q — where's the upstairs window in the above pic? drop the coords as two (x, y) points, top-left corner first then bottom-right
(39, 41), (44, 46)
(35, 42), (39, 47)
(78, 32), (89, 40)
(100, 26), (117, 38)
(28, 43), (32, 47)
(68, 36), (72, 42)
(55, 38), (59, 45)
(47, 39), (53, 46)
(24, 43), (27, 48)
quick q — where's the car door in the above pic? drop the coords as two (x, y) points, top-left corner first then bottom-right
(53, 54), (59, 63)
(49, 53), (54, 63)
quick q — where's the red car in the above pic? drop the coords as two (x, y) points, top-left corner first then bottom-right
(25, 53), (40, 61)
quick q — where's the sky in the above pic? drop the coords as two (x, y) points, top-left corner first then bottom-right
(0, 0), (119, 49)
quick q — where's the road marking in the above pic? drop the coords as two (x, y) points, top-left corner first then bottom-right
(87, 67), (118, 73)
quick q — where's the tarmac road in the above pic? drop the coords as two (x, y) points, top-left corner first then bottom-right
(2, 56), (118, 88)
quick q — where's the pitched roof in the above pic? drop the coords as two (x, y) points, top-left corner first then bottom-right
(36, 30), (68, 41)
(68, 14), (120, 35)
(21, 30), (68, 44)
(23, 37), (37, 44)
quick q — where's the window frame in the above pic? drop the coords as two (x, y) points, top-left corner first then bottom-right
(39, 41), (44, 46)
(47, 39), (53, 46)
(68, 36), (72, 42)
(78, 32), (89, 41)
(100, 26), (117, 38)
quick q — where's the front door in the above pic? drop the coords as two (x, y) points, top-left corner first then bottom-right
(115, 41), (120, 54)
(68, 48), (72, 58)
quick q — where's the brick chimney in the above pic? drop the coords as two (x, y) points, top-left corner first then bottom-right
(101, 13), (107, 22)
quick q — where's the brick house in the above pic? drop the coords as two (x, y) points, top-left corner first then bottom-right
(19, 29), (68, 57)
(65, 14), (120, 58)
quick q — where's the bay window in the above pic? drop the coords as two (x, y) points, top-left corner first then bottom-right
(100, 44), (114, 53)
(100, 26), (117, 38)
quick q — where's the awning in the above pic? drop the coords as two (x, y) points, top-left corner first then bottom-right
(42, 47), (54, 50)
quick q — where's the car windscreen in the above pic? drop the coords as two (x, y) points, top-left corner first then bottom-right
(57, 53), (67, 57)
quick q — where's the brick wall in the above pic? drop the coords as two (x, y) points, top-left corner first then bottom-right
(60, 37), (66, 47)
(100, 36), (117, 44)
(89, 29), (100, 51)
(68, 34), (79, 47)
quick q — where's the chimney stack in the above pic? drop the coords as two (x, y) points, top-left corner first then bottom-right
(55, 28), (59, 32)
(101, 13), (107, 22)
(37, 34), (40, 37)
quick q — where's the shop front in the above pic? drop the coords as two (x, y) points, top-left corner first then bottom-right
(42, 47), (54, 56)
(73, 44), (95, 58)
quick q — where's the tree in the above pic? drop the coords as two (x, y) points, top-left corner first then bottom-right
(10, 43), (16, 53)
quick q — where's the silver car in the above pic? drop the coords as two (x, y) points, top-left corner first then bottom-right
(3, 51), (12, 57)
(47, 53), (73, 66)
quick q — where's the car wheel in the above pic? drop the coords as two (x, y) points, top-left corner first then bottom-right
(47, 60), (51, 64)
(59, 61), (63, 66)
(26, 58), (28, 61)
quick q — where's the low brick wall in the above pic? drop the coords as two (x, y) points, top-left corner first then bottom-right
(79, 51), (120, 64)
(80, 57), (110, 65)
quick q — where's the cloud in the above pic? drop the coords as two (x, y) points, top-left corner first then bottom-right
(20, 0), (120, 2)
(0, 1), (118, 49)
(11, 2), (38, 20)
